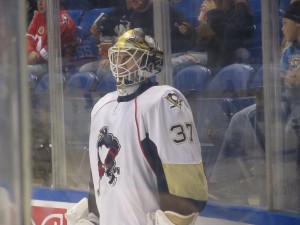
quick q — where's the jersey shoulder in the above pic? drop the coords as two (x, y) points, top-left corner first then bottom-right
(91, 91), (118, 118)
(144, 84), (182, 97)
(139, 85), (189, 109)
(30, 12), (44, 26)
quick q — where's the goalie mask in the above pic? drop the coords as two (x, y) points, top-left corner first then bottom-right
(108, 28), (163, 96)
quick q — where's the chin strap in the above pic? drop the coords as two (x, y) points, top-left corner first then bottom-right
(147, 210), (197, 225)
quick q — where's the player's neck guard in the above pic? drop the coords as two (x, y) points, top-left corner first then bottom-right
(116, 82), (141, 96)
(117, 79), (158, 102)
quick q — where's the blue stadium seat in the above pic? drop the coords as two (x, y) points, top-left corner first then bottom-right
(35, 74), (66, 94)
(193, 64), (255, 178)
(65, 71), (99, 93)
(63, 0), (93, 11)
(245, 0), (262, 49)
(249, 12), (262, 48)
(204, 63), (255, 127)
(67, 9), (83, 25)
(63, 73), (100, 154)
(75, 25), (85, 39)
(95, 75), (116, 95)
(249, 65), (263, 89)
(205, 63), (255, 122)
(248, 0), (261, 12)
(28, 74), (38, 92)
(279, 0), (291, 15)
(248, 47), (262, 69)
(35, 74), (50, 94)
(33, 74), (65, 112)
(206, 63), (254, 93)
(65, 71), (99, 109)
(173, 65), (211, 96)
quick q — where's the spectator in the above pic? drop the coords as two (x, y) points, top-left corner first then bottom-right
(280, 2), (300, 166)
(66, 28), (208, 225)
(89, 0), (133, 39)
(211, 1), (300, 206)
(280, 0), (300, 51)
(129, 0), (194, 53)
(221, 0), (300, 160)
(172, 0), (254, 76)
(26, 0), (77, 78)
(197, 0), (254, 71)
(79, 0), (133, 78)
(80, 0), (194, 85)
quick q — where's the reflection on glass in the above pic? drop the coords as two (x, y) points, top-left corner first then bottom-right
(27, 0), (300, 217)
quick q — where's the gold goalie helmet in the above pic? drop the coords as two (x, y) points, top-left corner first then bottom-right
(108, 28), (163, 88)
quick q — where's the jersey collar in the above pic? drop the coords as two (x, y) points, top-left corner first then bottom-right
(117, 79), (158, 102)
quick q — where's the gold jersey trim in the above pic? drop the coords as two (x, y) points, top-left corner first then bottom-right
(163, 163), (208, 201)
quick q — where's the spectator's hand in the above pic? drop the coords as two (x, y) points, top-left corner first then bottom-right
(90, 23), (100, 39)
(201, 0), (217, 12)
(284, 69), (300, 88)
(99, 59), (110, 68)
(177, 22), (191, 35)
(27, 51), (40, 65)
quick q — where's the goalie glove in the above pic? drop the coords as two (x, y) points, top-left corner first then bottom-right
(147, 210), (197, 225)
(65, 197), (89, 225)
(74, 213), (99, 225)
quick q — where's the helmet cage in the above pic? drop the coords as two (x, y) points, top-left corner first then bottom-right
(109, 46), (162, 86)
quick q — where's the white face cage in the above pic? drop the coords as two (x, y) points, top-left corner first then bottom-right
(108, 46), (161, 87)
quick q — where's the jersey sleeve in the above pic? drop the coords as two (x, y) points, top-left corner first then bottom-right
(138, 86), (208, 203)
(26, 13), (39, 54)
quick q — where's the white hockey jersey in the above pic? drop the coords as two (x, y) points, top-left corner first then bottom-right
(89, 84), (208, 225)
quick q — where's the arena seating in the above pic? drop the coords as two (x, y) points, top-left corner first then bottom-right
(248, 0), (261, 12)
(28, 74), (38, 93)
(65, 71), (99, 107)
(173, 65), (211, 96)
(204, 63), (256, 121)
(65, 71), (98, 93)
(65, 71), (99, 111)
(249, 65), (263, 89)
(35, 74), (66, 94)
(35, 74), (50, 94)
(64, 72), (99, 151)
(182, 64), (256, 178)
(206, 64), (254, 93)
(95, 75), (117, 96)
(48, 0), (266, 97)
(67, 9), (83, 25)
(279, 0), (291, 14)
